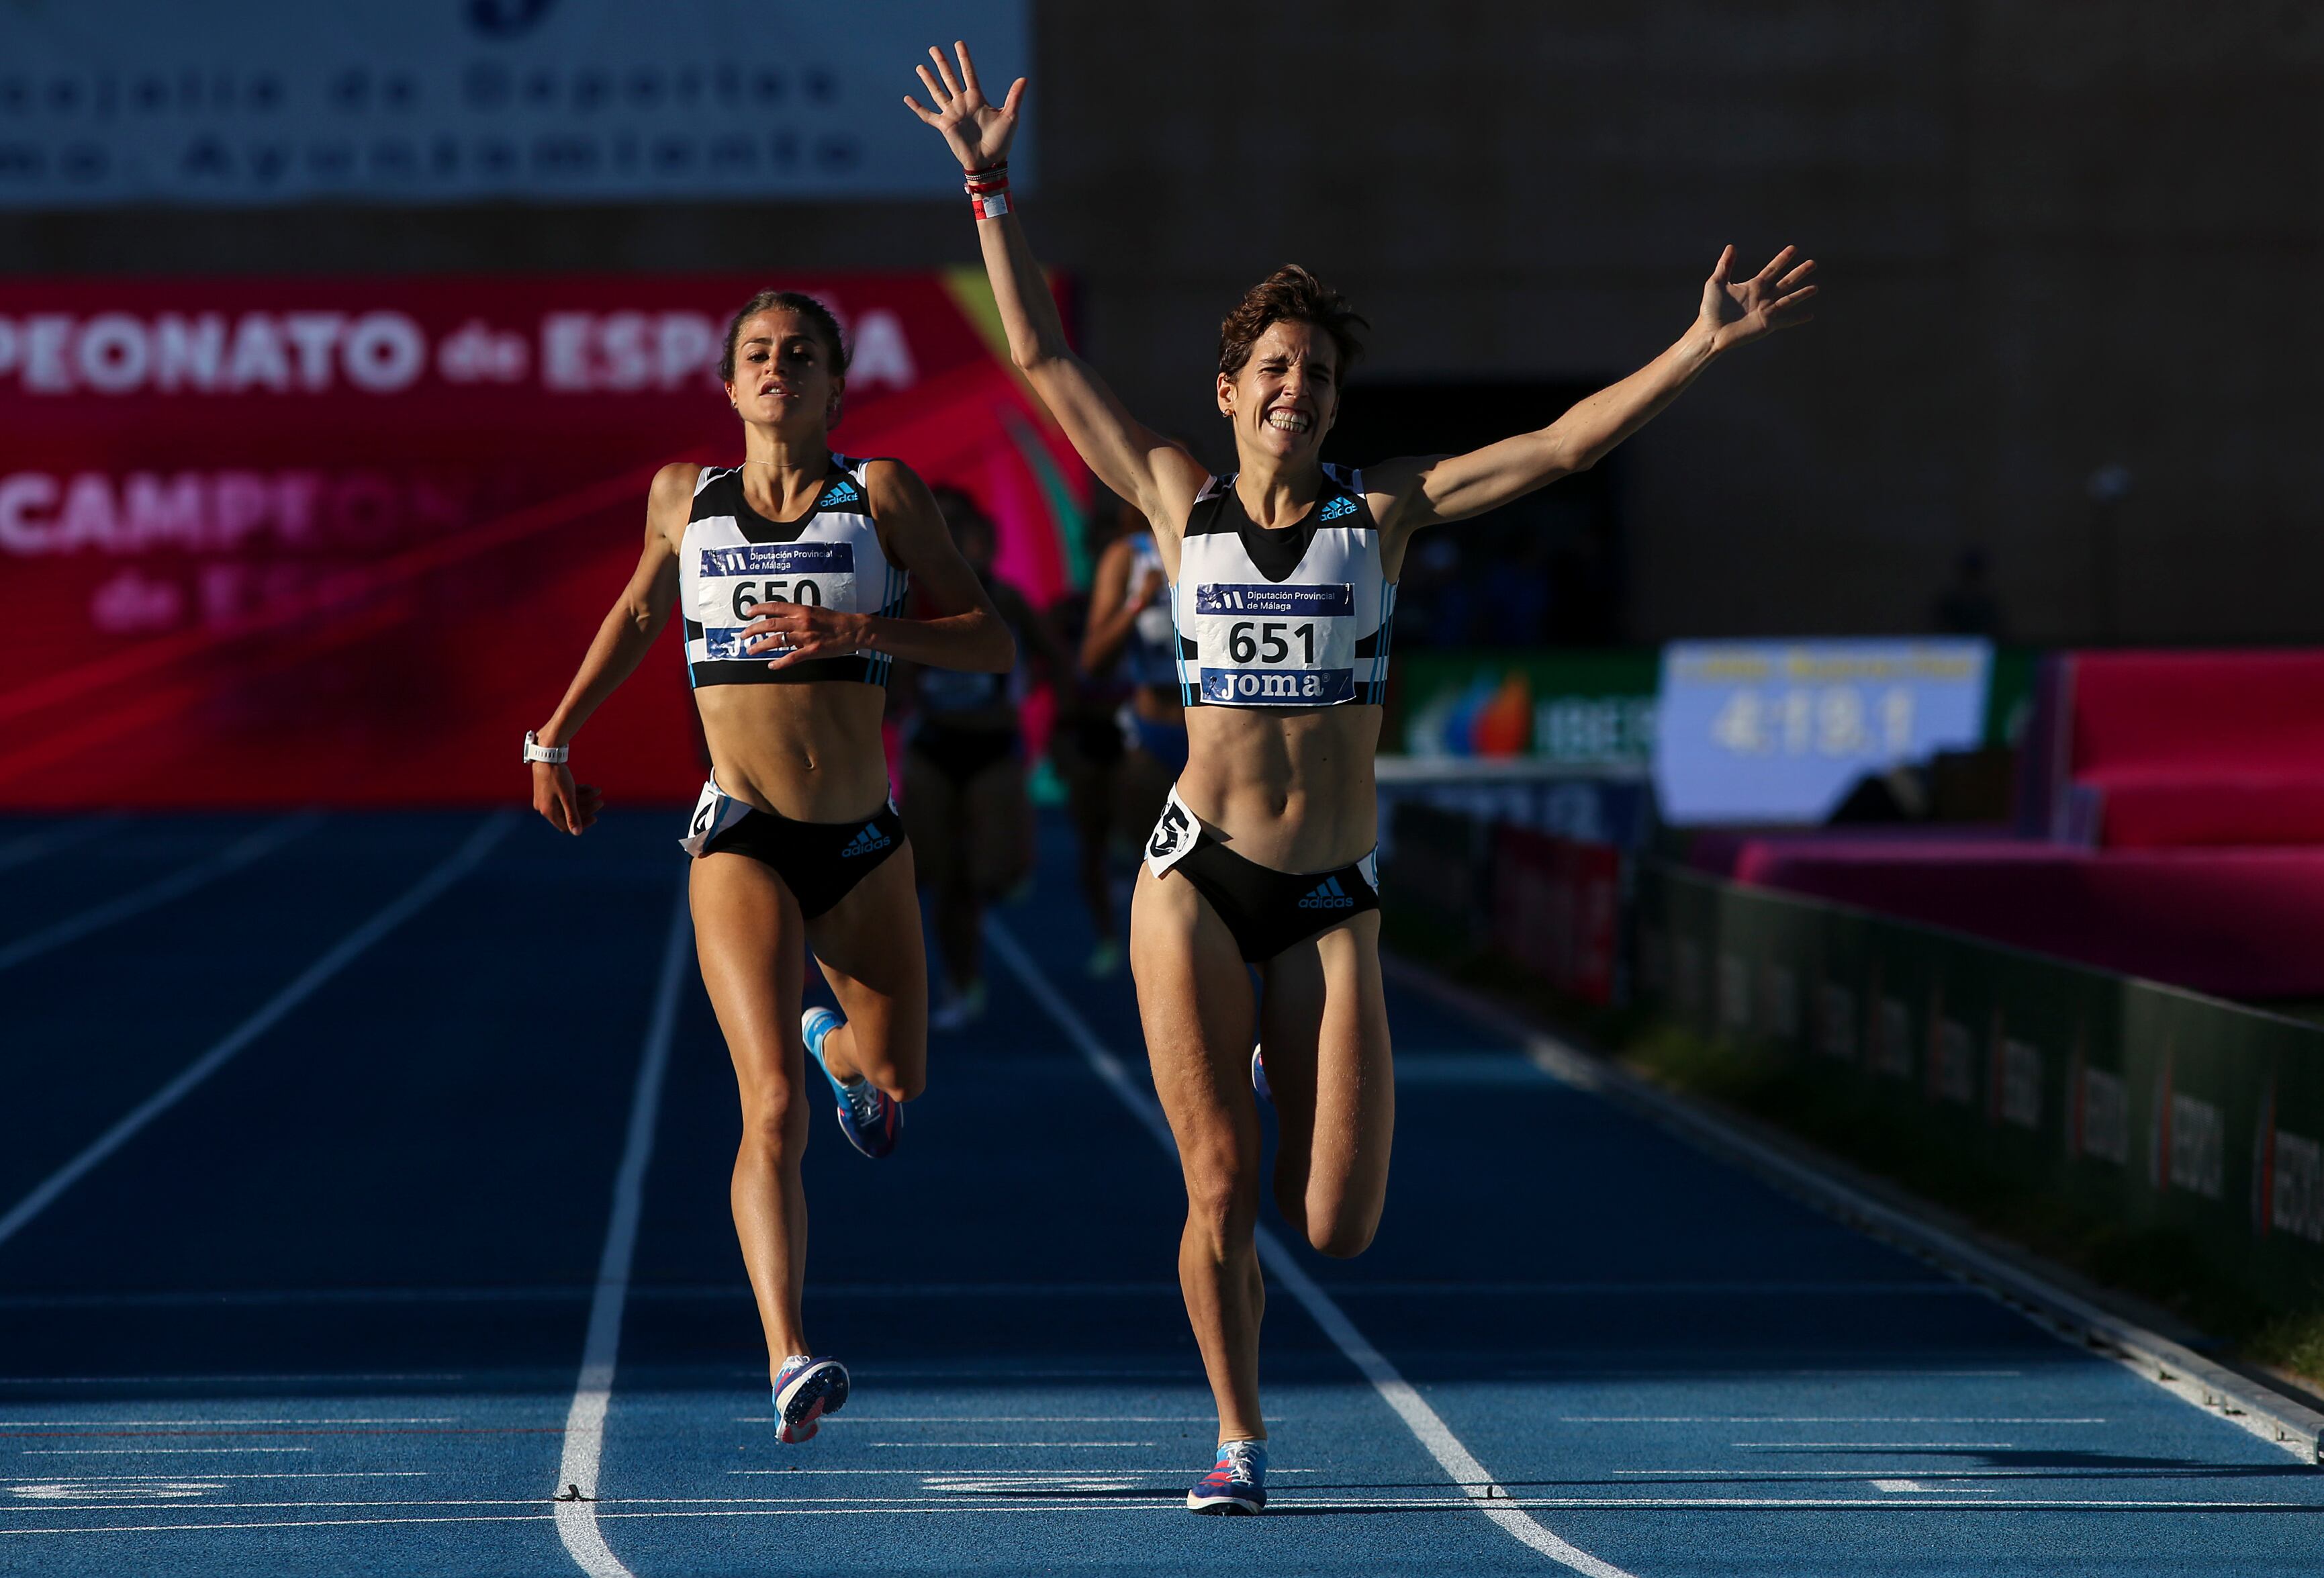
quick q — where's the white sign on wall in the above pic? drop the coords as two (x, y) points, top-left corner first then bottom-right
(0, 0), (1030, 207)
(1653, 639), (1993, 826)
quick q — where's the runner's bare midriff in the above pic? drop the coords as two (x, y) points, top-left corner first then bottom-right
(696, 683), (892, 823)
(1176, 704), (1382, 872)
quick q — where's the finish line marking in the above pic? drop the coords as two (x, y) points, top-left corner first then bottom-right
(985, 920), (1636, 1578)
(552, 883), (690, 1578)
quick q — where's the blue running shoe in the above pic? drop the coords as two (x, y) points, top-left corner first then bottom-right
(1187, 1438), (1267, 1514)
(1251, 1043), (1270, 1103)
(803, 1007), (899, 1159)
(772, 1353), (850, 1444)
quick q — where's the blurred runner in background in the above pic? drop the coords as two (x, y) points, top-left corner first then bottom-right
(1084, 493), (1192, 831)
(1045, 499), (1137, 977)
(900, 484), (1066, 1028)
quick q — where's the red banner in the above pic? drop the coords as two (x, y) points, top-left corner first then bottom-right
(0, 273), (1086, 808)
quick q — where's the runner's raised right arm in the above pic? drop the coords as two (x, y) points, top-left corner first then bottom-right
(904, 42), (1207, 528)
(527, 461), (692, 834)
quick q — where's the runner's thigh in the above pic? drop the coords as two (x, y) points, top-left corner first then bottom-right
(1131, 864), (1261, 1182)
(690, 851), (811, 1103)
(1258, 912), (1393, 1254)
(805, 842), (928, 1098)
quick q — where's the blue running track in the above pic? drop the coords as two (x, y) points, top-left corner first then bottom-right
(1, 808), (2317, 1575)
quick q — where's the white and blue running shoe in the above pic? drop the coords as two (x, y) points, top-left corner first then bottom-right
(1251, 1043), (1270, 1103)
(1187, 1438), (1267, 1514)
(772, 1353), (850, 1444)
(803, 1007), (899, 1159)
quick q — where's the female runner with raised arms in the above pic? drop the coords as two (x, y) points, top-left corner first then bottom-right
(524, 289), (1013, 1445)
(907, 42), (1815, 1515)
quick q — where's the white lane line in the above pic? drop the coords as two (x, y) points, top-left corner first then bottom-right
(554, 882), (690, 1578)
(0, 1419), (458, 1428)
(1334, 1281), (1971, 1296)
(727, 1415), (1259, 1426)
(726, 1467), (1327, 1477)
(1563, 1417), (2104, 1425)
(0, 811), (320, 974)
(0, 815), (118, 877)
(0, 1373), (465, 1385)
(0, 1281), (1188, 1309)
(21, 1448), (312, 1456)
(1872, 1479), (1999, 1494)
(0, 813), (513, 1254)
(17, 1495), (2324, 1535)
(1614, 1468), (2114, 1479)
(7, 1472), (425, 1482)
(868, 1441), (1154, 1448)
(985, 921), (1636, 1578)
(1732, 1442), (2017, 1450)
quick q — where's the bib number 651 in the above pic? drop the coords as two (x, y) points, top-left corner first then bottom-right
(1226, 620), (1316, 665)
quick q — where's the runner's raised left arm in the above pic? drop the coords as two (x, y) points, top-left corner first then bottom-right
(1369, 245), (1817, 533)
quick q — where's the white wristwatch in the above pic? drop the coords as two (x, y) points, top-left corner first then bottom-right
(522, 730), (569, 765)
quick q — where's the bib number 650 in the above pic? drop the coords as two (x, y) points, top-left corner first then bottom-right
(733, 578), (824, 619)
(1226, 620), (1316, 665)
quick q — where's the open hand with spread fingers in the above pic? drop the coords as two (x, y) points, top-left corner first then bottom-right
(902, 40), (1024, 171)
(1700, 244), (1818, 353)
(741, 599), (873, 671)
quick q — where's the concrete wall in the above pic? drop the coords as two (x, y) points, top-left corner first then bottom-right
(6, 1), (2315, 643)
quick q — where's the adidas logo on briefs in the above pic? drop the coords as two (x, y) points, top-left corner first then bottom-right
(1318, 494), (1358, 521)
(1297, 874), (1356, 910)
(839, 823), (891, 857)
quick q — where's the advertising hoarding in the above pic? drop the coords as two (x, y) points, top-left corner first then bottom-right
(0, 271), (1086, 808)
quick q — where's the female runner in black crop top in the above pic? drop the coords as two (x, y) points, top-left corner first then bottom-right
(911, 44), (1816, 1512)
(524, 290), (1013, 1445)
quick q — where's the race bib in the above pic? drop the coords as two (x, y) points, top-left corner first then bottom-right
(1144, 784), (1202, 877)
(678, 778), (754, 857)
(1189, 582), (1355, 706)
(696, 541), (857, 661)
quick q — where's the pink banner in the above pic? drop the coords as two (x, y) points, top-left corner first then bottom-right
(0, 272), (1085, 808)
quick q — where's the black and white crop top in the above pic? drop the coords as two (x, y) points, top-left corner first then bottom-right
(679, 458), (909, 688)
(1170, 465), (1395, 708)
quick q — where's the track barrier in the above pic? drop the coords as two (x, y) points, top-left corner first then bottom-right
(1386, 798), (2324, 1312)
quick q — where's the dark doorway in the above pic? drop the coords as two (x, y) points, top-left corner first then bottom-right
(1321, 380), (1623, 647)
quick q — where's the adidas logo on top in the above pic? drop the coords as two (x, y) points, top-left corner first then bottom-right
(839, 822), (891, 857)
(822, 479), (861, 505)
(1318, 495), (1357, 521)
(1297, 874), (1356, 910)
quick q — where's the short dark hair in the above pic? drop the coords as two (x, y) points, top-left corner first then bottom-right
(719, 289), (850, 383)
(1217, 265), (1368, 380)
